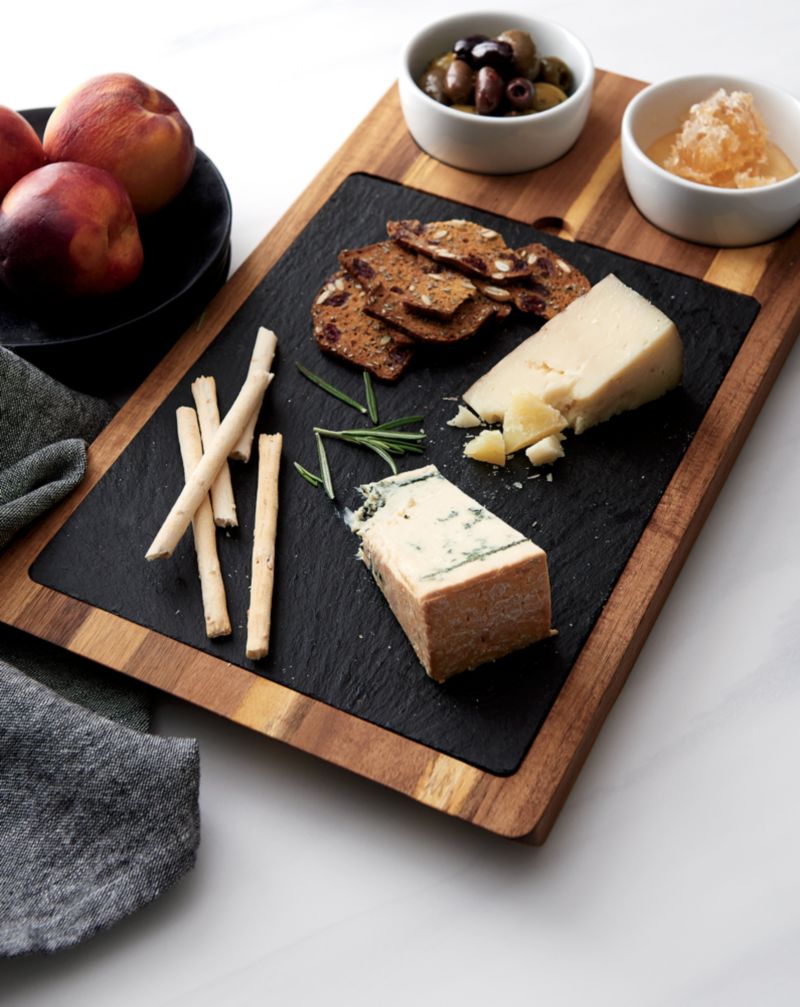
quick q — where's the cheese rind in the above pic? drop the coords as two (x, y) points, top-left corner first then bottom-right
(463, 274), (683, 433)
(351, 465), (552, 682)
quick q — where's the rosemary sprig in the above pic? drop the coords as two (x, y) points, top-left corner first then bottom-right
(363, 371), (379, 424)
(314, 431), (335, 499)
(313, 418), (426, 476)
(295, 362), (367, 415)
(294, 361), (426, 497)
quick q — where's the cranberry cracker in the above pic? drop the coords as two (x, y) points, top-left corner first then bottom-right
(339, 241), (477, 320)
(477, 243), (591, 320)
(311, 271), (414, 381)
(387, 218), (534, 282)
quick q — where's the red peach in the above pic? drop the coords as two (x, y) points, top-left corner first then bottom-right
(43, 73), (196, 215)
(0, 161), (144, 300)
(0, 105), (45, 201)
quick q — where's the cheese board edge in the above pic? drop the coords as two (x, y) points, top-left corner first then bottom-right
(0, 75), (799, 842)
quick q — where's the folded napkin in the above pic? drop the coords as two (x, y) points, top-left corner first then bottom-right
(0, 346), (112, 549)
(0, 660), (200, 957)
(0, 347), (201, 957)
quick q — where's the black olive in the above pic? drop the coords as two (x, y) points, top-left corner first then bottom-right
(443, 59), (474, 104)
(505, 77), (535, 112)
(470, 39), (515, 77)
(453, 34), (488, 64)
(474, 66), (504, 115)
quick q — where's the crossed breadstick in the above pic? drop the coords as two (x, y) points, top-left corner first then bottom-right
(146, 327), (277, 560)
(146, 328), (281, 655)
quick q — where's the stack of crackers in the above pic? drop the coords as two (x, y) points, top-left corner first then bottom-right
(311, 219), (591, 380)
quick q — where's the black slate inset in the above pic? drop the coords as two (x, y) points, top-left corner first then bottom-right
(30, 173), (760, 776)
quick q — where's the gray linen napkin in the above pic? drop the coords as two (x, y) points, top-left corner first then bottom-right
(0, 347), (201, 957)
(0, 661), (200, 956)
(0, 346), (112, 549)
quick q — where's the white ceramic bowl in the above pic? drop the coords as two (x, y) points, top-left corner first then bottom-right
(398, 12), (594, 175)
(621, 74), (800, 246)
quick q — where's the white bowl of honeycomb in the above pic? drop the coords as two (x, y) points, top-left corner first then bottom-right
(621, 74), (800, 246)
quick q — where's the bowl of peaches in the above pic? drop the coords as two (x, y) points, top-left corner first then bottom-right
(0, 74), (231, 387)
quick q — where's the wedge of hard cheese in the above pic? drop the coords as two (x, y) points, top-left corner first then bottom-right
(351, 465), (552, 682)
(463, 274), (683, 433)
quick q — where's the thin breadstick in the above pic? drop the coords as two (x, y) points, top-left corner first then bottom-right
(230, 327), (278, 463)
(176, 407), (231, 638)
(146, 369), (272, 560)
(191, 375), (238, 528)
(246, 433), (282, 660)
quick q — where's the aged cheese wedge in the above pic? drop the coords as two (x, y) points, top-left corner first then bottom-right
(526, 433), (566, 467)
(351, 465), (552, 682)
(502, 390), (568, 454)
(463, 274), (683, 433)
(463, 429), (506, 465)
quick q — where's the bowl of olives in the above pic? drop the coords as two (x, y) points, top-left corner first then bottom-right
(399, 12), (594, 174)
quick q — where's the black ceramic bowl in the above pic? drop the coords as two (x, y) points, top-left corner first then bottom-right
(0, 108), (232, 394)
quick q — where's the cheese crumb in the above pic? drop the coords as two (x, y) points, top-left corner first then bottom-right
(464, 429), (506, 466)
(525, 433), (566, 467)
(446, 405), (482, 429)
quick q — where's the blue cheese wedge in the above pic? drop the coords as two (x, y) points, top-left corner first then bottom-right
(463, 274), (683, 433)
(350, 465), (552, 682)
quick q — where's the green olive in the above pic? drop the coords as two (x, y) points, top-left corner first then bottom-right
(419, 65), (448, 104)
(496, 28), (540, 79)
(532, 81), (568, 112)
(538, 56), (573, 93)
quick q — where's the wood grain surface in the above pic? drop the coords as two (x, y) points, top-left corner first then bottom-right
(1, 72), (798, 842)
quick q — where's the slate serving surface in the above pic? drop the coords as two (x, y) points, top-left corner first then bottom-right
(30, 173), (759, 775)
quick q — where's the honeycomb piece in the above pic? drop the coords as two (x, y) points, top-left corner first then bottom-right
(664, 89), (776, 189)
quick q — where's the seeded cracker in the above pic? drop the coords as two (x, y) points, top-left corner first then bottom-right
(477, 243), (591, 320)
(387, 219), (534, 283)
(339, 241), (477, 320)
(311, 271), (414, 381)
(365, 285), (510, 344)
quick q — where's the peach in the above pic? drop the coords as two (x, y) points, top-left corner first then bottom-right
(0, 105), (45, 201)
(0, 161), (144, 300)
(43, 73), (196, 215)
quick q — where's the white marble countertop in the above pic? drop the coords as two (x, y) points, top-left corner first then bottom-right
(3, 1), (799, 1003)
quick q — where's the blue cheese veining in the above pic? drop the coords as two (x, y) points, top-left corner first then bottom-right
(350, 464), (552, 682)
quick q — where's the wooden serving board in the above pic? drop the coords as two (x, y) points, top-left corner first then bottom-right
(2, 70), (799, 841)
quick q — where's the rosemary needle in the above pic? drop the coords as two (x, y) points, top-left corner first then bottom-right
(314, 431), (335, 499)
(363, 371), (379, 424)
(295, 362), (367, 415)
(293, 462), (323, 488)
(370, 415), (424, 431)
(364, 441), (398, 473)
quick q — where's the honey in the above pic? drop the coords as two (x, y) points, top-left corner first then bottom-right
(647, 89), (797, 189)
